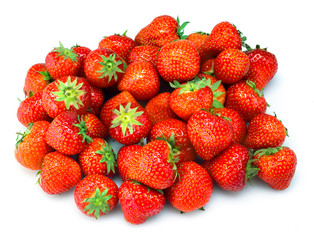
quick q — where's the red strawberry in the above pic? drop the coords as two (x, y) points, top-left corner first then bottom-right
(108, 102), (151, 145)
(42, 76), (91, 118)
(186, 31), (209, 62)
(202, 143), (249, 191)
(45, 42), (82, 80)
(84, 48), (126, 88)
(72, 45), (92, 77)
(244, 46), (278, 90)
(23, 63), (52, 97)
(39, 151), (82, 194)
(144, 92), (177, 125)
(251, 147), (297, 190)
(187, 109), (233, 161)
(119, 180), (165, 224)
(88, 84), (105, 116)
(200, 58), (215, 74)
(214, 48), (250, 84)
(14, 121), (53, 170)
(165, 161), (213, 212)
(225, 80), (268, 122)
(74, 174), (119, 219)
(17, 91), (51, 127)
(244, 113), (287, 150)
(45, 111), (92, 155)
(127, 45), (159, 66)
(117, 61), (160, 101)
(82, 112), (108, 139)
(98, 31), (136, 61)
(156, 40), (200, 83)
(78, 138), (116, 177)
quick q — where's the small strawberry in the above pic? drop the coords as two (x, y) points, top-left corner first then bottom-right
(17, 91), (51, 127)
(127, 45), (159, 66)
(200, 58), (215, 74)
(72, 45), (92, 77)
(88, 84), (105, 116)
(108, 102), (151, 145)
(187, 109), (233, 161)
(202, 143), (249, 191)
(45, 42), (82, 80)
(156, 40), (200, 83)
(82, 112), (108, 139)
(186, 31), (209, 62)
(119, 180), (165, 224)
(244, 113), (288, 150)
(39, 151), (82, 194)
(42, 76), (91, 118)
(74, 174), (119, 219)
(15, 121), (53, 170)
(165, 161), (213, 213)
(117, 61), (160, 101)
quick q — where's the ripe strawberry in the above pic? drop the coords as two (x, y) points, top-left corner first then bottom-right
(119, 180), (165, 224)
(165, 161), (213, 212)
(45, 111), (92, 155)
(78, 138), (117, 177)
(39, 151), (82, 194)
(156, 40), (200, 83)
(82, 112), (108, 139)
(127, 45), (159, 66)
(202, 143), (249, 191)
(88, 84), (105, 116)
(15, 121), (53, 170)
(84, 48), (126, 88)
(251, 147), (297, 190)
(74, 174), (119, 219)
(117, 61), (160, 101)
(187, 109), (233, 161)
(244, 113), (287, 150)
(45, 42), (82, 80)
(186, 31), (209, 62)
(144, 92), (177, 125)
(200, 58), (215, 74)
(214, 48), (250, 84)
(225, 80), (268, 122)
(98, 31), (136, 61)
(23, 63), (53, 97)
(244, 46), (278, 90)
(17, 91), (51, 127)
(108, 102), (151, 145)
(72, 45), (92, 77)
(42, 76), (91, 118)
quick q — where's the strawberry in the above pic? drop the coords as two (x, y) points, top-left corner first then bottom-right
(74, 174), (119, 219)
(39, 151), (82, 194)
(17, 91), (51, 127)
(127, 45), (159, 66)
(98, 31), (136, 61)
(200, 58), (215, 74)
(251, 147), (297, 190)
(42, 76), (91, 118)
(202, 143), (249, 191)
(225, 80), (268, 122)
(84, 48), (126, 88)
(244, 113), (287, 150)
(108, 102), (151, 145)
(156, 40), (200, 83)
(186, 31), (209, 62)
(23, 63), (53, 97)
(78, 138), (117, 177)
(117, 61), (160, 101)
(244, 46), (278, 90)
(15, 121), (53, 170)
(88, 84), (105, 116)
(82, 112), (108, 139)
(187, 109), (233, 161)
(144, 92), (177, 125)
(45, 111), (92, 155)
(72, 45), (92, 77)
(119, 180), (165, 224)
(214, 48), (250, 84)
(45, 42), (82, 80)
(165, 161), (213, 213)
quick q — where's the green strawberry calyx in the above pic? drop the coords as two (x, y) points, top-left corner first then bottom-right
(53, 42), (79, 62)
(254, 147), (284, 158)
(97, 54), (125, 82)
(176, 16), (190, 39)
(110, 102), (144, 137)
(82, 187), (112, 219)
(52, 76), (86, 110)
(15, 123), (34, 149)
(95, 141), (117, 175)
(73, 116), (93, 143)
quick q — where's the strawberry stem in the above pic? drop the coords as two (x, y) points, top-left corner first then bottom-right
(53, 42), (79, 62)
(73, 116), (93, 143)
(97, 54), (125, 82)
(95, 141), (117, 175)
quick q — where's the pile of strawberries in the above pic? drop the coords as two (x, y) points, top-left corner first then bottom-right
(15, 15), (297, 224)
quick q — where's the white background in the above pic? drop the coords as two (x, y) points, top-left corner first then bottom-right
(1, 0), (313, 239)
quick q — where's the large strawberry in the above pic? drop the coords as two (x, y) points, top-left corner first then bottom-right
(165, 161), (213, 213)
(119, 180), (165, 224)
(127, 45), (159, 66)
(45, 42), (82, 80)
(156, 40), (200, 83)
(74, 174), (119, 219)
(15, 121), (53, 170)
(39, 151), (82, 194)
